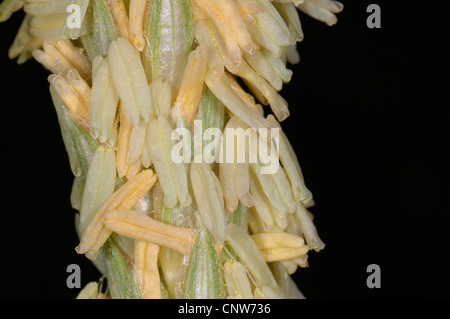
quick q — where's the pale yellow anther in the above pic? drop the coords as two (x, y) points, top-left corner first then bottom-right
(194, 20), (225, 79)
(223, 261), (254, 299)
(272, 2), (304, 43)
(105, 0), (130, 39)
(297, 0), (343, 27)
(219, 116), (254, 211)
(293, 254), (308, 268)
(237, 60), (290, 121)
(147, 117), (191, 208)
(89, 56), (119, 146)
(205, 71), (278, 136)
(23, 0), (69, 16)
(76, 169), (157, 255)
(150, 79), (171, 118)
(194, 0), (243, 66)
(280, 259), (298, 275)
(286, 43), (300, 64)
(267, 115), (313, 204)
(28, 12), (67, 40)
(116, 103), (133, 178)
(126, 158), (142, 180)
(244, 49), (283, 91)
(86, 227), (114, 260)
(260, 247), (309, 262)
(243, 78), (268, 105)
(0, 0), (25, 22)
(43, 41), (74, 74)
(135, 240), (161, 299)
(79, 146), (116, 234)
(251, 232), (308, 262)
(17, 37), (43, 64)
(251, 232), (305, 250)
(127, 119), (148, 165)
(225, 75), (260, 113)
(191, 162), (227, 244)
(129, 0), (147, 51)
(8, 13), (31, 59)
(65, 69), (90, 109)
(108, 37), (153, 128)
(53, 40), (91, 80)
(102, 210), (195, 255)
(213, 0), (256, 55)
(48, 73), (89, 130)
(34, 49), (58, 74)
(172, 46), (208, 124)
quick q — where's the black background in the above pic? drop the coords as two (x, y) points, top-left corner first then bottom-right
(0, 0), (449, 299)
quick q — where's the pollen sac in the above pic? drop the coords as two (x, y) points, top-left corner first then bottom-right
(270, 262), (305, 299)
(108, 37), (153, 127)
(251, 232), (308, 262)
(0, 0), (25, 22)
(190, 162), (227, 244)
(8, 14), (32, 60)
(226, 223), (278, 290)
(273, 2), (304, 43)
(89, 56), (119, 146)
(297, 0), (344, 27)
(129, 0), (146, 51)
(24, 0), (70, 16)
(246, 0), (291, 57)
(173, 46), (208, 125)
(223, 261), (254, 299)
(28, 11), (67, 40)
(205, 71), (279, 135)
(79, 146), (117, 234)
(295, 202), (325, 252)
(147, 117), (191, 208)
(150, 78), (172, 119)
(267, 114), (313, 204)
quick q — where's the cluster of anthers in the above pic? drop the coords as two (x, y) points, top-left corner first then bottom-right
(0, 0), (342, 299)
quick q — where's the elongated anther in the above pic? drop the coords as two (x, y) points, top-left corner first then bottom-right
(172, 46), (208, 124)
(226, 223), (278, 289)
(76, 169), (157, 254)
(191, 162), (227, 244)
(213, 0), (256, 55)
(104, 209), (195, 255)
(108, 37), (153, 127)
(135, 240), (161, 299)
(105, 0), (130, 39)
(79, 146), (117, 234)
(251, 232), (305, 250)
(129, 0), (146, 51)
(260, 246), (309, 262)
